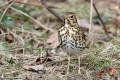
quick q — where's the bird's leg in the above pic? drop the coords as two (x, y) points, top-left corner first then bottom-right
(67, 56), (70, 74)
(78, 55), (81, 75)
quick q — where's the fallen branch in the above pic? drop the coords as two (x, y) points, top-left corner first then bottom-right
(2, 0), (58, 8)
(40, 1), (90, 32)
(93, 3), (110, 36)
(40, 0), (64, 22)
(0, 0), (16, 23)
(10, 6), (56, 32)
(88, 0), (94, 48)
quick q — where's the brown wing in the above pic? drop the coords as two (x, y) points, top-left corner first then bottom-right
(73, 27), (86, 48)
(58, 29), (61, 46)
(58, 27), (64, 46)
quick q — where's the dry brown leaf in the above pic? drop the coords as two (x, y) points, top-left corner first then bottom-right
(5, 34), (14, 43)
(96, 66), (119, 80)
(0, 60), (4, 65)
(12, 56), (23, 62)
(78, 19), (103, 32)
(110, 5), (120, 15)
(22, 64), (44, 71)
(109, 68), (116, 76)
(115, 16), (120, 29)
(35, 57), (52, 65)
(46, 32), (59, 48)
(96, 71), (104, 79)
(108, 67), (118, 80)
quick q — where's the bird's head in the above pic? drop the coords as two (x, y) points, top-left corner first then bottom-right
(64, 12), (78, 27)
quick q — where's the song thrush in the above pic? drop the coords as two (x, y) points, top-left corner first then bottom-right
(58, 12), (86, 74)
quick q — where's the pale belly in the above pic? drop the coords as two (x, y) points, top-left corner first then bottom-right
(61, 36), (83, 55)
(62, 44), (83, 55)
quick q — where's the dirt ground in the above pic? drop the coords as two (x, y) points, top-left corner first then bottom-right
(0, 0), (120, 80)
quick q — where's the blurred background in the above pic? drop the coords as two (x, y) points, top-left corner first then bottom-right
(0, 0), (120, 80)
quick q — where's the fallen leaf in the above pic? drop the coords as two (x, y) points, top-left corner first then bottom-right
(0, 60), (4, 65)
(78, 19), (103, 32)
(108, 67), (118, 80)
(96, 66), (119, 80)
(22, 64), (44, 71)
(96, 71), (104, 79)
(5, 34), (14, 43)
(115, 16), (120, 30)
(109, 68), (116, 76)
(46, 32), (59, 48)
(35, 57), (52, 64)
(110, 5), (120, 15)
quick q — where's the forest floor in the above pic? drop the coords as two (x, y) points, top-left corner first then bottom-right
(0, 0), (120, 80)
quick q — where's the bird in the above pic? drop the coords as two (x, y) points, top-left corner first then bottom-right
(58, 12), (86, 74)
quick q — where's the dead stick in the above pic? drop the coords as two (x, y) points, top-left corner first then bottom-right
(15, 1), (58, 8)
(0, 0), (16, 23)
(15, 1), (43, 7)
(40, 1), (64, 22)
(1, 1), (58, 8)
(93, 3), (110, 36)
(40, 1), (90, 32)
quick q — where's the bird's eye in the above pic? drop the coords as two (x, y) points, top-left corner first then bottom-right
(70, 15), (74, 19)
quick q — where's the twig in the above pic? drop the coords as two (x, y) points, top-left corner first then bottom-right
(40, 0), (90, 32)
(88, 0), (94, 48)
(7, 29), (25, 45)
(10, 6), (56, 32)
(0, 0), (16, 23)
(21, 25), (25, 55)
(14, 1), (45, 7)
(93, 3), (110, 36)
(0, 0), (12, 8)
(1, 0), (58, 9)
(16, 1), (58, 8)
(89, 0), (93, 35)
(1, 0), (89, 32)
(40, 1), (64, 22)
(0, 46), (41, 53)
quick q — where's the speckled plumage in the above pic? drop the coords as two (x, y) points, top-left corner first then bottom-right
(58, 12), (87, 74)
(58, 12), (86, 56)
